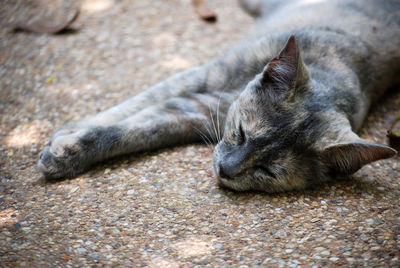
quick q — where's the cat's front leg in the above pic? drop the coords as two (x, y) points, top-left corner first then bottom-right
(47, 66), (211, 144)
(38, 96), (217, 179)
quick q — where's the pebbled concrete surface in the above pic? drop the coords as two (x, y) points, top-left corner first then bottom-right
(1, 0), (399, 266)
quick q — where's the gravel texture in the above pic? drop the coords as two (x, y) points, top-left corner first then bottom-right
(1, 0), (399, 267)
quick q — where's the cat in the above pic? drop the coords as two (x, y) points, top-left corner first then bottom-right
(38, 0), (400, 193)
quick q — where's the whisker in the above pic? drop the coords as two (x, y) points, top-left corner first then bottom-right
(204, 121), (217, 144)
(208, 103), (219, 144)
(201, 119), (217, 144)
(195, 129), (211, 145)
(191, 124), (212, 146)
(216, 90), (225, 142)
(216, 97), (221, 142)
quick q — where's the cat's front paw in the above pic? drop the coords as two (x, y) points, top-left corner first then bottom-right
(38, 135), (89, 179)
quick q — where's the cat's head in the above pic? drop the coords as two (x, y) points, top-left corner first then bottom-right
(213, 36), (396, 192)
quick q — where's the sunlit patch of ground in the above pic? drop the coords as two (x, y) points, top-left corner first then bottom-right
(162, 55), (193, 70)
(0, 208), (19, 228)
(173, 237), (213, 257)
(4, 120), (52, 148)
(81, 0), (115, 13)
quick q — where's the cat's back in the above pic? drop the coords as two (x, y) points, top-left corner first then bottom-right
(256, 0), (400, 50)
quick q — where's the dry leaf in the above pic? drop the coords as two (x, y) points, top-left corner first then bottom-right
(193, 0), (217, 22)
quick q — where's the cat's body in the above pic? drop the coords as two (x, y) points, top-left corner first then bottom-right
(39, 0), (400, 192)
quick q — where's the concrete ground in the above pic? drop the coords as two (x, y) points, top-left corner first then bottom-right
(1, 0), (399, 267)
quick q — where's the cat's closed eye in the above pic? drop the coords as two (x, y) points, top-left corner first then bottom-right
(233, 123), (246, 145)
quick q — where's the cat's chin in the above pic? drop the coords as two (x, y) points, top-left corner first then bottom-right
(215, 168), (311, 193)
(216, 176), (253, 192)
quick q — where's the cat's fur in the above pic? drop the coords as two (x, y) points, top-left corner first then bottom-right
(39, 0), (400, 192)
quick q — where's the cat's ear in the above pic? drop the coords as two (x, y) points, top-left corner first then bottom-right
(261, 35), (309, 100)
(321, 141), (396, 176)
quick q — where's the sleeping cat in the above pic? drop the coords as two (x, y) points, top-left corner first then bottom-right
(38, 0), (400, 192)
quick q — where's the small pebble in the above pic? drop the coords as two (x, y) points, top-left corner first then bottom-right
(77, 248), (87, 254)
(321, 250), (330, 256)
(366, 218), (374, 225)
(214, 244), (223, 250)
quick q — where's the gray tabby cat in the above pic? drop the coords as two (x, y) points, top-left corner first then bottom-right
(39, 0), (400, 193)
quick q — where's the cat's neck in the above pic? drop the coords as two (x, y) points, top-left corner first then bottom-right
(307, 64), (370, 132)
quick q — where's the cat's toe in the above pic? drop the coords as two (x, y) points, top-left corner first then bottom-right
(38, 146), (67, 179)
(38, 142), (87, 180)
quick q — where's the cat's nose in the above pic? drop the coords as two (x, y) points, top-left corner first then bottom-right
(219, 164), (232, 180)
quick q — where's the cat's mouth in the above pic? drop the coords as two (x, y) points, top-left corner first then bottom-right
(214, 163), (279, 192)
